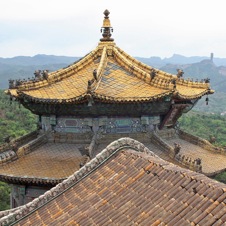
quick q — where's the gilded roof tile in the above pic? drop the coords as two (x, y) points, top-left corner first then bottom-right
(0, 142), (87, 184)
(6, 11), (214, 104)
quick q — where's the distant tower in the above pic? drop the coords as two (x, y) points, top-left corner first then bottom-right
(210, 53), (214, 62)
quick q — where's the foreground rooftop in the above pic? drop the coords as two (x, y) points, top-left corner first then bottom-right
(0, 138), (225, 225)
(1, 128), (226, 186)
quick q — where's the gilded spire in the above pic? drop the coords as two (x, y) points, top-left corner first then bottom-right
(100, 9), (114, 42)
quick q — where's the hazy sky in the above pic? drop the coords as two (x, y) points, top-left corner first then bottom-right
(1, 0), (226, 58)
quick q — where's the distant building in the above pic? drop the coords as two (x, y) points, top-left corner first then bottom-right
(211, 52), (214, 62)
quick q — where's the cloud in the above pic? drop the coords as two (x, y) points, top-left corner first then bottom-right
(1, 0), (226, 58)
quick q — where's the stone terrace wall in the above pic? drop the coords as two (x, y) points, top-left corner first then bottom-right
(175, 154), (202, 172)
(152, 130), (203, 172)
(16, 134), (48, 157)
(48, 132), (92, 144)
(0, 130), (39, 154)
(178, 129), (226, 155)
(151, 132), (174, 158)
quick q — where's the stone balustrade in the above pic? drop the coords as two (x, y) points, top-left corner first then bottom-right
(0, 131), (39, 163)
(0, 130), (39, 155)
(175, 154), (202, 172)
(17, 134), (48, 157)
(151, 132), (175, 158)
(14, 130), (39, 147)
(178, 129), (226, 154)
(0, 150), (17, 165)
(152, 131), (203, 172)
(0, 143), (10, 154)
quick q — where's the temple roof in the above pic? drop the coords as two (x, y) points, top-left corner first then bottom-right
(1, 129), (226, 185)
(1, 138), (226, 225)
(6, 10), (214, 105)
(0, 142), (87, 185)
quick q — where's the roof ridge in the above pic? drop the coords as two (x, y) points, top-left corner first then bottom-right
(115, 46), (213, 90)
(15, 47), (100, 92)
(115, 46), (153, 74)
(89, 46), (108, 93)
(1, 138), (226, 225)
(0, 138), (156, 225)
(113, 46), (174, 90)
(126, 149), (226, 190)
(115, 46), (174, 80)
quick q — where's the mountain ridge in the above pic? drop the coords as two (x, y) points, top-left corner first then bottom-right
(0, 54), (226, 93)
(0, 54), (226, 114)
(1, 53), (226, 67)
(0, 54), (79, 66)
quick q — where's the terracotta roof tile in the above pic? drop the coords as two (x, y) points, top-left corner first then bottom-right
(211, 203), (226, 217)
(207, 189), (224, 201)
(212, 219), (225, 226)
(165, 215), (182, 226)
(216, 192), (226, 203)
(220, 213), (226, 224)
(172, 218), (191, 226)
(198, 213), (219, 225)
(199, 198), (214, 212)
(173, 203), (190, 218)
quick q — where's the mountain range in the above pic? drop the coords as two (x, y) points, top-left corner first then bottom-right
(1, 53), (226, 90)
(0, 53), (226, 113)
(137, 54), (226, 68)
(1, 53), (226, 67)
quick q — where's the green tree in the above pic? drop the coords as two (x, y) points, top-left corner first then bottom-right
(179, 111), (226, 146)
(0, 90), (37, 143)
(0, 182), (10, 210)
(0, 89), (37, 209)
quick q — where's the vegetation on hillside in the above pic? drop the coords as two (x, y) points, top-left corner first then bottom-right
(0, 90), (37, 211)
(0, 182), (10, 210)
(213, 172), (226, 184)
(179, 110), (226, 184)
(179, 111), (226, 147)
(193, 92), (226, 114)
(0, 90), (37, 144)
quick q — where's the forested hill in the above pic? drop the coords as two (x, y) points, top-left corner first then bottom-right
(160, 59), (226, 114)
(0, 55), (79, 89)
(0, 54), (78, 66)
(1, 54), (226, 90)
(0, 90), (37, 144)
(160, 59), (226, 93)
(1, 53), (225, 96)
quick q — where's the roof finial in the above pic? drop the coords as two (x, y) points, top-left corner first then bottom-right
(100, 9), (114, 42)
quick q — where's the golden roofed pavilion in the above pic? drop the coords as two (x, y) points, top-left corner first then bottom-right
(7, 10), (213, 123)
(1, 10), (222, 210)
